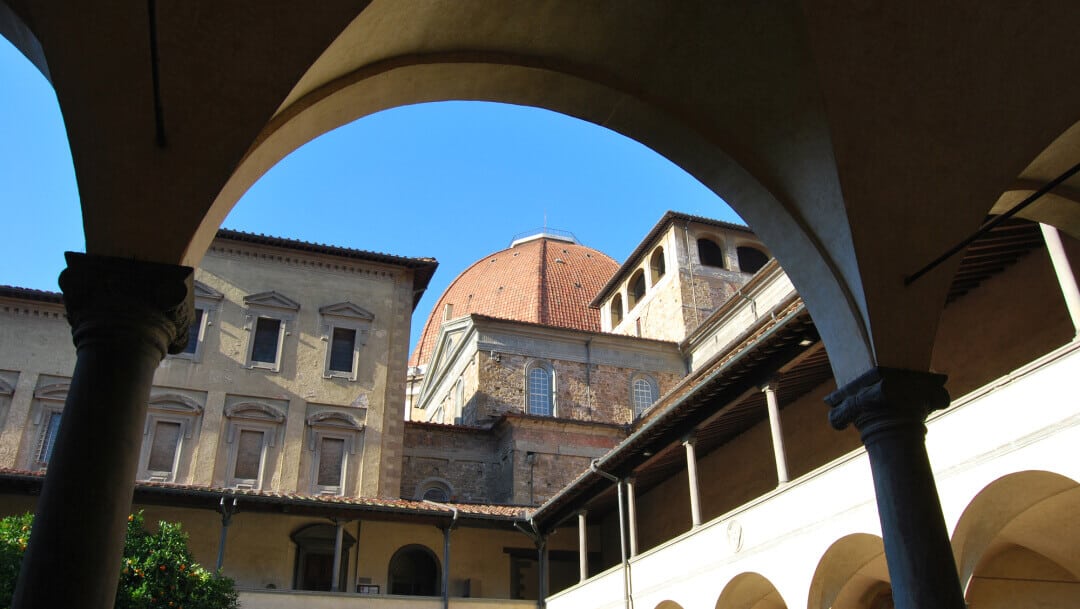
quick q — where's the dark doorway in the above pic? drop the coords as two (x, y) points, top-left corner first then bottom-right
(388, 544), (440, 596)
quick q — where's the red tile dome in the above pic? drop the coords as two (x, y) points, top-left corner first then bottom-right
(410, 233), (619, 368)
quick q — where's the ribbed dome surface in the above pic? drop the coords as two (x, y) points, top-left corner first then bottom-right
(410, 235), (619, 368)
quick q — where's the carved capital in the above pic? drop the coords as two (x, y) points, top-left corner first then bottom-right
(826, 367), (950, 438)
(59, 252), (194, 356)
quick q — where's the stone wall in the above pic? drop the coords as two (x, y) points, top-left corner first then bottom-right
(401, 422), (500, 503)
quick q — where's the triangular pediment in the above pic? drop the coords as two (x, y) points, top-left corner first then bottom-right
(319, 301), (374, 321)
(244, 291), (300, 311)
(194, 281), (224, 301)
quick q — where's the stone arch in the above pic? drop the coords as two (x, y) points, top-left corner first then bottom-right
(655, 602), (685, 609)
(628, 269), (647, 309)
(387, 543), (441, 596)
(715, 572), (788, 609)
(951, 470), (1080, 606)
(807, 533), (890, 609)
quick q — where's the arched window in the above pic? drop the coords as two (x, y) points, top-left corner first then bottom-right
(415, 477), (454, 502)
(650, 247), (666, 284)
(611, 294), (624, 327)
(631, 375), (659, 418)
(526, 362), (555, 416)
(737, 246), (769, 274)
(628, 269), (646, 309)
(697, 238), (726, 268)
(292, 523), (356, 591)
(388, 545), (440, 596)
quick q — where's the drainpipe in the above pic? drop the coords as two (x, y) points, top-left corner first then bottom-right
(585, 338), (593, 413)
(590, 460), (629, 609)
(684, 221), (701, 327)
(216, 496), (238, 571)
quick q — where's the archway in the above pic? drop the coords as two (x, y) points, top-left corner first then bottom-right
(716, 572), (788, 609)
(291, 523), (356, 592)
(387, 544), (441, 596)
(952, 470), (1080, 608)
(807, 534), (891, 609)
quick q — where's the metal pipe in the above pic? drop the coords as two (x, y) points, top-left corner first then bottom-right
(906, 161), (1080, 285)
(1041, 223), (1080, 335)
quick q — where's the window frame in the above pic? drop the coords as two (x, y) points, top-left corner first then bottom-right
(28, 383), (68, 471)
(630, 374), (659, 419)
(171, 281), (223, 363)
(525, 360), (556, 417)
(137, 393), (203, 482)
(224, 401), (286, 490)
(306, 411), (364, 496)
(318, 302), (374, 381)
(650, 246), (666, 285)
(242, 291), (301, 372)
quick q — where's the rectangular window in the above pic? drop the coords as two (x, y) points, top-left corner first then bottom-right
(250, 317), (281, 364)
(316, 436), (346, 490)
(35, 411), (62, 466)
(147, 420), (182, 474)
(328, 327), (356, 373)
(234, 429), (265, 483)
(182, 308), (205, 355)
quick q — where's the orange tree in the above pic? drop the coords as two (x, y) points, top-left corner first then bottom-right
(0, 511), (237, 609)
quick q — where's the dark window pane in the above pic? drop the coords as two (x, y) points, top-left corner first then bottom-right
(37, 412), (62, 464)
(422, 487), (448, 502)
(183, 309), (204, 354)
(737, 246), (769, 274)
(147, 421), (182, 472)
(234, 429), (264, 480)
(317, 437), (345, 487)
(251, 317), (281, 363)
(328, 327), (356, 372)
(629, 271), (646, 307)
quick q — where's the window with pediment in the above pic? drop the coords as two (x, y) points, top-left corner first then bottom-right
(224, 401), (286, 490)
(137, 393), (203, 482)
(306, 411), (364, 495)
(243, 291), (300, 372)
(172, 281), (223, 362)
(27, 383), (68, 470)
(318, 302), (374, 381)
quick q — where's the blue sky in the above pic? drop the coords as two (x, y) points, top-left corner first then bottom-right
(0, 38), (740, 350)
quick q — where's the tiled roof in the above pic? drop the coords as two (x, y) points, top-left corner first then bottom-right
(410, 236), (619, 367)
(0, 468), (527, 520)
(0, 285), (64, 304)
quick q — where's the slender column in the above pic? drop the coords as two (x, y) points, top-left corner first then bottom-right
(330, 519), (344, 592)
(1040, 223), (1080, 335)
(577, 511), (588, 582)
(441, 525), (451, 608)
(683, 435), (702, 527)
(14, 252), (192, 609)
(761, 380), (790, 484)
(827, 368), (965, 609)
(217, 497), (238, 571)
(626, 477), (639, 557)
(537, 535), (548, 609)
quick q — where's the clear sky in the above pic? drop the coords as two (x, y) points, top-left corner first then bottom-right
(0, 38), (741, 351)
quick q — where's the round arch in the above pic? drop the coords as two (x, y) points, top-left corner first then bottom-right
(655, 602), (685, 609)
(715, 572), (788, 609)
(807, 533), (890, 609)
(951, 470), (1080, 605)
(387, 543), (441, 597)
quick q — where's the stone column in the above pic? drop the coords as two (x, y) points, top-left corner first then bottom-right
(761, 380), (790, 484)
(683, 435), (702, 527)
(1040, 223), (1080, 335)
(14, 252), (192, 609)
(626, 477), (639, 557)
(827, 368), (965, 609)
(331, 519), (345, 592)
(577, 511), (588, 582)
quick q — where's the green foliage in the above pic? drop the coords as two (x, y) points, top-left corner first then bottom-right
(0, 511), (237, 609)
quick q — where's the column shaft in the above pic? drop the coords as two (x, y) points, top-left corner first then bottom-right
(828, 367), (965, 609)
(683, 437), (702, 527)
(762, 383), (790, 484)
(1040, 223), (1080, 335)
(578, 511), (588, 582)
(14, 253), (192, 609)
(626, 478), (639, 557)
(331, 520), (344, 592)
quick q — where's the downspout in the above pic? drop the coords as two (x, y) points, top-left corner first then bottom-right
(590, 460), (630, 609)
(216, 496), (238, 571)
(585, 338), (593, 413)
(426, 500), (458, 609)
(684, 221), (701, 328)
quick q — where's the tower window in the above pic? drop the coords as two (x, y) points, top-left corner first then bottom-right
(737, 246), (769, 274)
(650, 247), (666, 284)
(628, 270), (646, 309)
(611, 294), (624, 327)
(697, 238), (726, 268)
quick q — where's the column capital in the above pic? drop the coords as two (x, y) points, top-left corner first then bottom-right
(681, 433), (696, 447)
(759, 377), (780, 393)
(826, 367), (949, 437)
(59, 252), (194, 356)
